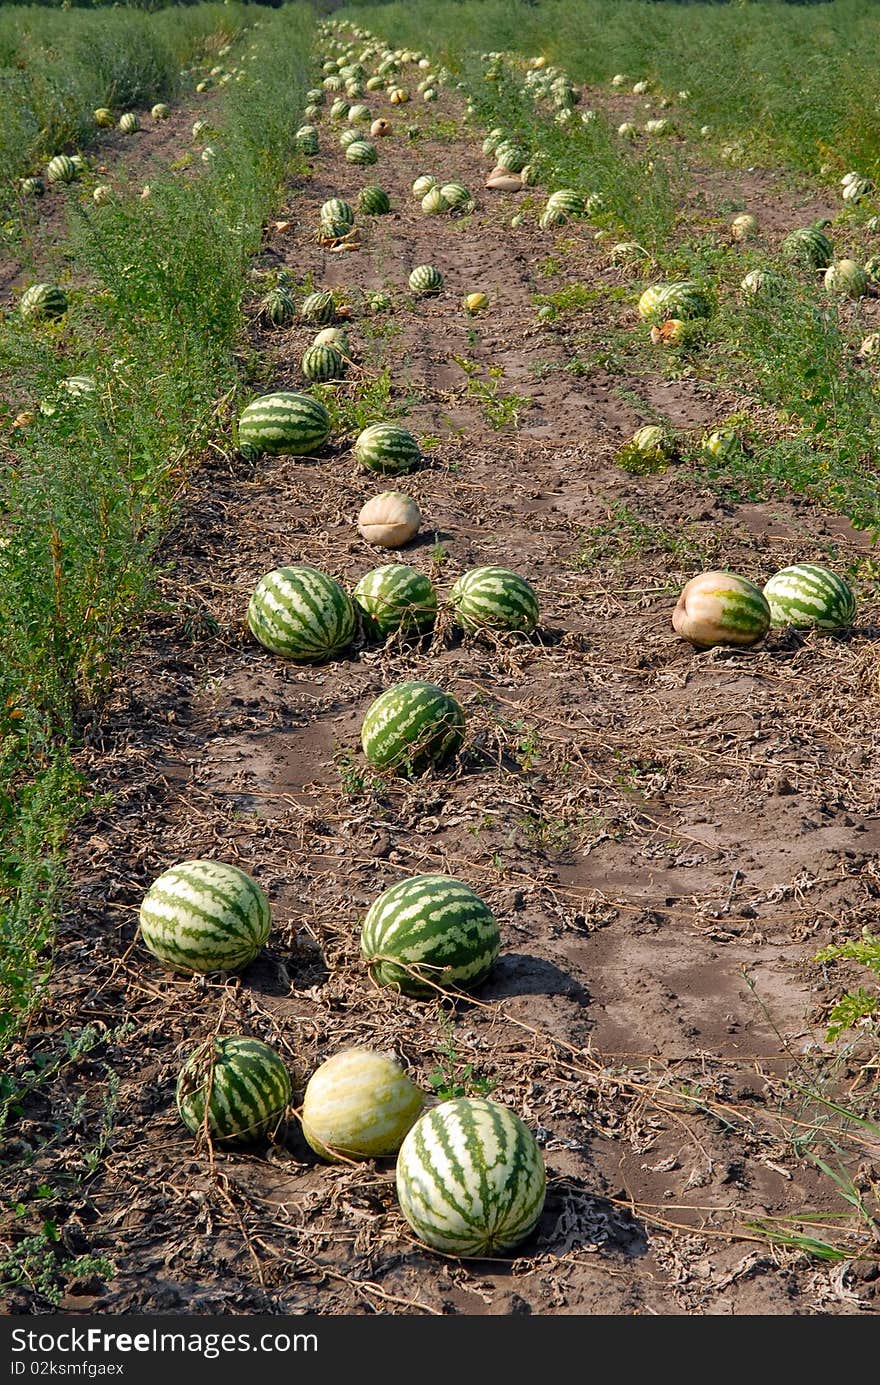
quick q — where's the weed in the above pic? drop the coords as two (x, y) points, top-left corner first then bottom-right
(814, 932), (880, 1041)
(427, 1013), (495, 1101)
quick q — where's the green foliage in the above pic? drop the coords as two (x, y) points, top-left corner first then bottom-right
(815, 932), (880, 1041)
(427, 1014), (495, 1101)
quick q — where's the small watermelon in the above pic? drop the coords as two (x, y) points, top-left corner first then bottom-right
(361, 680), (465, 774)
(361, 873), (500, 997)
(176, 1036), (292, 1144)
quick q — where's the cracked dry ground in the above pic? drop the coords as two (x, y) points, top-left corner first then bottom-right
(9, 90), (880, 1316)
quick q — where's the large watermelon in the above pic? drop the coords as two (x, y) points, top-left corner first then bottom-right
(408, 264), (443, 295)
(781, 224), (833, 269)
(354, 423), (420, 475)
(46, 154), (78, 184)
(449, 566), (539, 634)
(638, 280), (711, 323)
(139, 859), (271, 974)
(354, 564), (437, 640)
(299, 290), (336, 325)
(237, 391), (330, 458)
(361, 873), (500, 997)
(396, 1097), (546, 1256)
(19, 284), (68, 321)
(762, 563), (856, 630)
(301, 1048), (424, 1161)
(176, 1036), (291, 1144)
(320, 197), (355, 232)
(359, 185), (391, 214)
(247, 565), (356, 661)
(361, 680), (465, 774)
(546, 188), (583, 216)
(345, 139), (378, 166)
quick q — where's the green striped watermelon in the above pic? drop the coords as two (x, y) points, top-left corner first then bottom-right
(139, 859), (271, 974)
(295, 125), (319, 154)
(259, 286), (296, 326)
(449, 567), (539, 635)
(361, 873), (500, 997)
(781, 226), (833, 269)
(19, 283), (68, 321)
(20, 177), (45, 197)
(300, 290), (335, 325)
(320, 197), (355, 231)
(396, 1098), (546, 1256)
(313, 326), (351, 356)
(359, 185), (391, 214)
(46, 154), (77, 184)
(301, 1048), (424, 1161)
(546, 188), (583, 216)
(302, 342), (345, 382)
(412, 175), (437, 199)
(762, 563), (856, 630)
(361, 680), (465, 774)
(237, 391), (330, 458)
(421, 187), (450, 215)
(638, 280), (711, 323)
(118, 112), (139, 133)
(539, 207), (568, 231)
(673, 570), (771, 648)
(348, 102), (371, 123)
(354, 564), (437, 640)
(494, 142), (528, 173)
(408, 264), (443, 295)
(354, 423), (420, 474)
(338, 129), (362, 150)
(330, 98), (351, 120)
(345, 140), (378, 166)
(440, 183), (473, 211)
(247, 565), (356, 661)
(176, 1035), (291, 1144)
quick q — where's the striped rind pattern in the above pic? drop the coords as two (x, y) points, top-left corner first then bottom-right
(237, 391), (330, 457)
(345, 140), (378, 165)
(781, 226), (833, 269)
(354, 423), (420, 475)
(408, 264), (443, 294)
(247, 564), (355, 660)
(762, 563), (856, 629)
(295, 126), (319, 153)
(439, 183), (471, 208)
(301, 1048), (424, 1161)
(359, 185), (391, 214)
(395, 1098), (546, 1256)
(320, 197), (355, 229)
(176, 1036), (291, 1143)
(638, 280), (710, 323)
(20, 284), (68, 319)
(449, 567), (539, 634)
(300, 291), (335, 324)
(353, 564), (437, 639)
(118, 112), (139, 133)
(546, 188), (583, 216)
(261, 287), (295, 325)
(361, 680), (465, 775)
(46, 154), (77, 183)
(302, 343), (344, 382)
(139, 859), (271, 974)
(361, 873), (500, 997)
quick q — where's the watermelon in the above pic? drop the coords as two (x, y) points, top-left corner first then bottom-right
(301, 1048), (424, 1161)
(176, 1036), (291, 1144)
(259, 286), (296, 326)
(237, 391), (330, 458)
(638, 280), (711, 323)
(313, 326), (351, 356)
(361, 873), (500, 997)
(151, 103), (170, 121)
(338, 129), (362, 151)
(94, 108), (114, 128)
(494, 142), (528, 173)
(345, 140), (378, 166)
(412, 175), (437, 199)
(20, 176), (45, 196)
(348, 102), (372, 124)
(408, 264), (443, 295)
(300, 290), (335, 325)
(702, 427), (743, 460)
(396, 1097), (546, 1257)
(440, 183), (473, 210)
(421, 187), (450, 216)
(19, 283), (67, 321)
(295, 125), (319, 154)
(359, 185), (391, 214)
(361, 680), (465, 774)
(354, 423), (420, 475)
(301, 342), (345, 382)
(824, 260), (868, 299)
(449, 566), (539, 635)
(354, 564), (437, 640)
(330, 98), (351, 120)
(673, 571), (771, 649)
(247, 565), (356, 661)
(46, 154), (77, 184)
(546, 188), (583, 216)
(139, 859), (271, 974)
(118, 112), (139, 134)
(539, 207), (568, 231)
(320, 197), (355, 232)
(762, 563), (856, 630)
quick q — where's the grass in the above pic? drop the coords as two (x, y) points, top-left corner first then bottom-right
(0, 2), (316, 1052)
